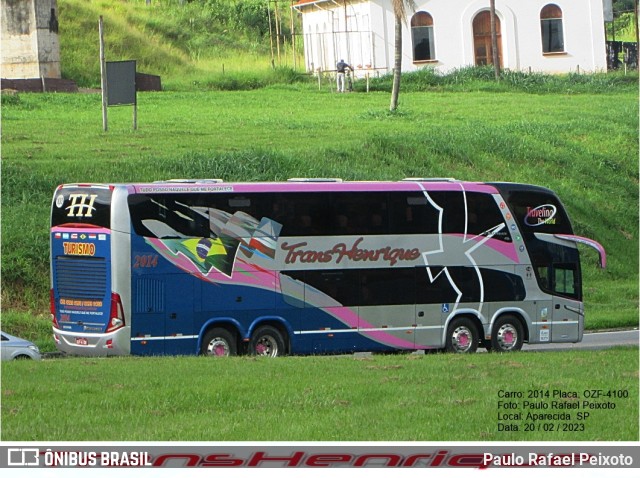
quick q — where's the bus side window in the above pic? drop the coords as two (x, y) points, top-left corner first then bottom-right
(537, 266), (550, 290)
(295, 214), (317, 235)
(553, 264), (576, 296)
(301, 270), (360, 306)
(369, 211), (386, 234)
(466, 192), (507, 237)
(334, 213), (356, 234)
(360, 269), (415, 306)
(389, 193), (429, 234)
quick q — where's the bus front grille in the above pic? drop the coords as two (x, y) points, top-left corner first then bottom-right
(55, 256), (107, 299)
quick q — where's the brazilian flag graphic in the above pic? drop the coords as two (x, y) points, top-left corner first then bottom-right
(171, 237), (237, 276)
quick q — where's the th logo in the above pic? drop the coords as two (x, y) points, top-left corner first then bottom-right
(66, 194), (98, 218)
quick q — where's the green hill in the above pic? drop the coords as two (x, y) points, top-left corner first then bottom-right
(59, 0), (298, 87)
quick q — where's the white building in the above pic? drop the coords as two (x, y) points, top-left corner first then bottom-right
(293, 0), (608, 76)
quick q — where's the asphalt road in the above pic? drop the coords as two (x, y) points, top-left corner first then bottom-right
(521, 328), (639, 352)
(349, 329), (639, 357)
(44, 328), (638, 359)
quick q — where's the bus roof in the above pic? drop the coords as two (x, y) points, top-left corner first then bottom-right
(111, 178), (502, 195)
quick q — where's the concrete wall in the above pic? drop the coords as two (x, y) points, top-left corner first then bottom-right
(1, 0), (60, 78)
(295, 0), (607, 76)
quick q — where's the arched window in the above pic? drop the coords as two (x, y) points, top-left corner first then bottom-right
(411, 12), (435, 62)
(540, 4), (564, 53)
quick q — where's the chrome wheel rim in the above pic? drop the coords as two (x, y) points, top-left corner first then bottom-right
(496, 324), (518, 351)
(451, 326), (473, 353)
(254, 335), (278, 357)
(206, 338), (230, 357)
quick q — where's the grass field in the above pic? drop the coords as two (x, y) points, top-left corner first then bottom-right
(1, 347), (638, 441)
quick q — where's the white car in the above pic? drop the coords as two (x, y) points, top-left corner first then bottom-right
(1, 331), (42, 360)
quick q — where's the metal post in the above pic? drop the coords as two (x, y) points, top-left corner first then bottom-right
(267, 0), (275, 68)
(635, 0), (639, 48)
(275, 0), (282, 65)
(490, 0), (500, 80)
(132, 61), (138, 130)
(290, 0), (296, 70)
(133, 100), (138, 130)
(99, 16), (108, 131)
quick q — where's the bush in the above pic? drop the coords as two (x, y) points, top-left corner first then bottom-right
(363, 66), (639, 94)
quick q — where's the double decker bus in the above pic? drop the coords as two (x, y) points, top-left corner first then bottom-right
(50, 179), (605, 357)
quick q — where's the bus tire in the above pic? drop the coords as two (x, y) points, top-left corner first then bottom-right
(491, 316), (524, 352)
(445, 317), (479, 353)
(201, 328), (238, 357)
(250, 325), (286, 357)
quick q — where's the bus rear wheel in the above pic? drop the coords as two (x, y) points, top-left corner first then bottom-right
(201, 328), (238, 357)
(445, 317), (479, 353)
(250, 326), (285, 357)
(491, 316), (524, 352)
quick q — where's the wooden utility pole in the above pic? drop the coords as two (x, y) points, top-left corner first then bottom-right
(274, 0), (281, 64)
(267, 1), (275, 68)
(635, 0), (639, 47)
(99, 16), (108, 131)
(489, 0), (500, 80)
(290, 0), (296, 69)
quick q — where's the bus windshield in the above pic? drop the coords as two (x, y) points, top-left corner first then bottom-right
(493, 183), (583, 300)
(52, 185), (112, 228)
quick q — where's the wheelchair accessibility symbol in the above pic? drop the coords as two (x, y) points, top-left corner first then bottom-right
(442, 303), (450, 313)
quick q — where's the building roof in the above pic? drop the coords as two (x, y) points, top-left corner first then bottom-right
(294, 0), (330, 5)
(293, 0), (335, 9)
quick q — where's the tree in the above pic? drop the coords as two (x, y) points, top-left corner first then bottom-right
(389, 0), (415, 112)
(613, 0), (636, 14)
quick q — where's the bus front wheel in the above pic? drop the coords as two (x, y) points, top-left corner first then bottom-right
(250, 326), (285, 357)
(201, 328), (238, 357)
(445, 317), (479, 353)
(491, 316), (524, 352)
